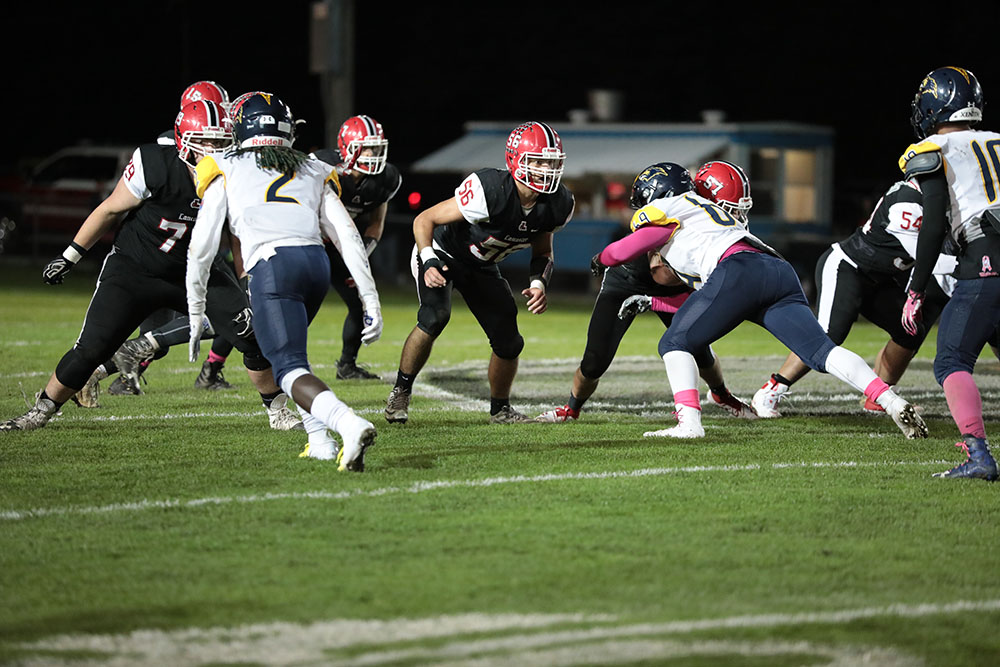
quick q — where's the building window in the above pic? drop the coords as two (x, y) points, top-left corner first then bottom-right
(783, 149), (817, 223)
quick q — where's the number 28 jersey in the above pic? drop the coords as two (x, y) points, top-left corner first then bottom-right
(115, 143), (203, 280)
(435, 168), (574, 266)
(195, 150), (341, 270)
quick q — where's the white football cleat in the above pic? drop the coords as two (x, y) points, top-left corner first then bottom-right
(643, 405), (705, 438)
(299, 437), (339, 461)
(752, 375), (789, 418)
(879, 392), (928, 439)
(338, 416), (377, 472)
(267, 394), (305, 431)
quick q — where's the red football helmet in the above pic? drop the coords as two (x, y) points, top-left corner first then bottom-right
(694, 160), (753, 225)
(174, 100), (233, 165)
(337, 115), (388, 174)
(505, 121), (566, 194)
(180, 80), (230, 112)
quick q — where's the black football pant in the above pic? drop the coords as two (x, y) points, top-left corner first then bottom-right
(326, 243), (365, 364)
(54, 252), (264, 390)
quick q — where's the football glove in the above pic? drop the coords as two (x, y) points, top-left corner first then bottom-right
(901, 289), (925, 337)
(361, 308), (383, 345)
(590, 252), (607, 277)
(42, 242), (86, 285)
(233, 307), (255, 339)
(618, 295), (652, 319)
(188, 314), (203, 363)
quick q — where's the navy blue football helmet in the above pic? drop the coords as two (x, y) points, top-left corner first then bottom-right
(911, 66), (984, 139)
(231, 92), (295, 148)
(629, 162), (694, 209)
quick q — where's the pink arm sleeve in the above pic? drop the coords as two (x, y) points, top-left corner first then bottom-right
(650, 292), (690, 313)
(598, 225), (677, 266)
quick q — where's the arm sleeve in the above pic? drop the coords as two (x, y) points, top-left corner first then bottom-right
(321, 187), (379, 306)
(650, 292), (691, 314)
(909, 170), (949, 292)
(598, 225), (678, 266)
(186, 178), (228, 318)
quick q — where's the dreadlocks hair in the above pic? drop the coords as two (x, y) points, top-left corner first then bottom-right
(233, 146), (309, 176)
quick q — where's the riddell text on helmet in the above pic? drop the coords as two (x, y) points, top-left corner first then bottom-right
(246, 137), (287, 146)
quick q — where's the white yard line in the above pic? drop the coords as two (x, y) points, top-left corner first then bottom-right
(0, 459), (948, 522)
(16, 600), (1000, 666)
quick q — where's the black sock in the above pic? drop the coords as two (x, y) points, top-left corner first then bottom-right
(260, 389), (282, 408)
(490, 398), (510, 415)
(395, 370), (416, 392)
(708, 384), (728, 396)
(774, 374), (793, 387)
(40, 390), (65, 409)
(568, 393), (586, 412)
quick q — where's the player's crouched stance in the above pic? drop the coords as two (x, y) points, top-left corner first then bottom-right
(186, 92), (379, 471)
(593, 162), (927, 440)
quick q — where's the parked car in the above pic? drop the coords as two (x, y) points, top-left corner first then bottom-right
(13, 145), (133, 255)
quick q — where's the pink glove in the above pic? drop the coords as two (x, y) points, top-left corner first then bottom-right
(901, 289), (925, 336)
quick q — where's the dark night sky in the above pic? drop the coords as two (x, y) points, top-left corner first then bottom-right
(5, 3), (996, 221)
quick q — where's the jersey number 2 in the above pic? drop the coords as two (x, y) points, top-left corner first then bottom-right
(266, 173), (299, 204)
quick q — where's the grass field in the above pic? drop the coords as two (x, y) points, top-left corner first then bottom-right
(2, 258), (1000, 667)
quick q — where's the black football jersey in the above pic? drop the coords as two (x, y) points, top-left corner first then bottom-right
(311, 148), (402, 224)
(435, 168), (574, 266)
(838, 180), (924, 277)
(112, 143), (202, 280)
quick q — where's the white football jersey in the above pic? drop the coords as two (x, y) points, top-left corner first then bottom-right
(629, 192), (764, 290)
(195, 151), (339, 269)
(900, 129), (1000, 244)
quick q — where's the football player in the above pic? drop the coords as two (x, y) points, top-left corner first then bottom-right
(1, 99), (302, 433)
(899, 66), (1000, 480)
(591, 162), (927, 440)
(537, 161), (754, 423)
(87, 80), (240, 400)
(751, 179), (958, 418)
(384, 121), (575, 424)
(310, 114), (402, 381)
(186, 92), (381, 471)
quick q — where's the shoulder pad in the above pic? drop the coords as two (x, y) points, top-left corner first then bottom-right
(629, 204), (670, 232)
(194, 156), (224, 199)
(325, 168), (342, 197)
(898, 141), (943, 177)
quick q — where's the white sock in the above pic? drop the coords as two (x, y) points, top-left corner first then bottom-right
(296, 405), (331, 443)
(663, 350), (699, 393)
(822, 346), (877, 393)
(310, 390), (356, 434)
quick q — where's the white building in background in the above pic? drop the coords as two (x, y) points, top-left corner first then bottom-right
(409, 117), (834, 276)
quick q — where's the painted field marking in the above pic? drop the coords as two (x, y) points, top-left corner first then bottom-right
(16, 600), (1000, 667)
(0, 459), (949, 522)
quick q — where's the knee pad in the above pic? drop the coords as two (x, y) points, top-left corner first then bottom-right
(242, 350), (272, 372)
(491, 333), (524, 360)
(417, 304), (450, 338)
(54, 347), (101, 390)
(580, 348), (611, 380)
